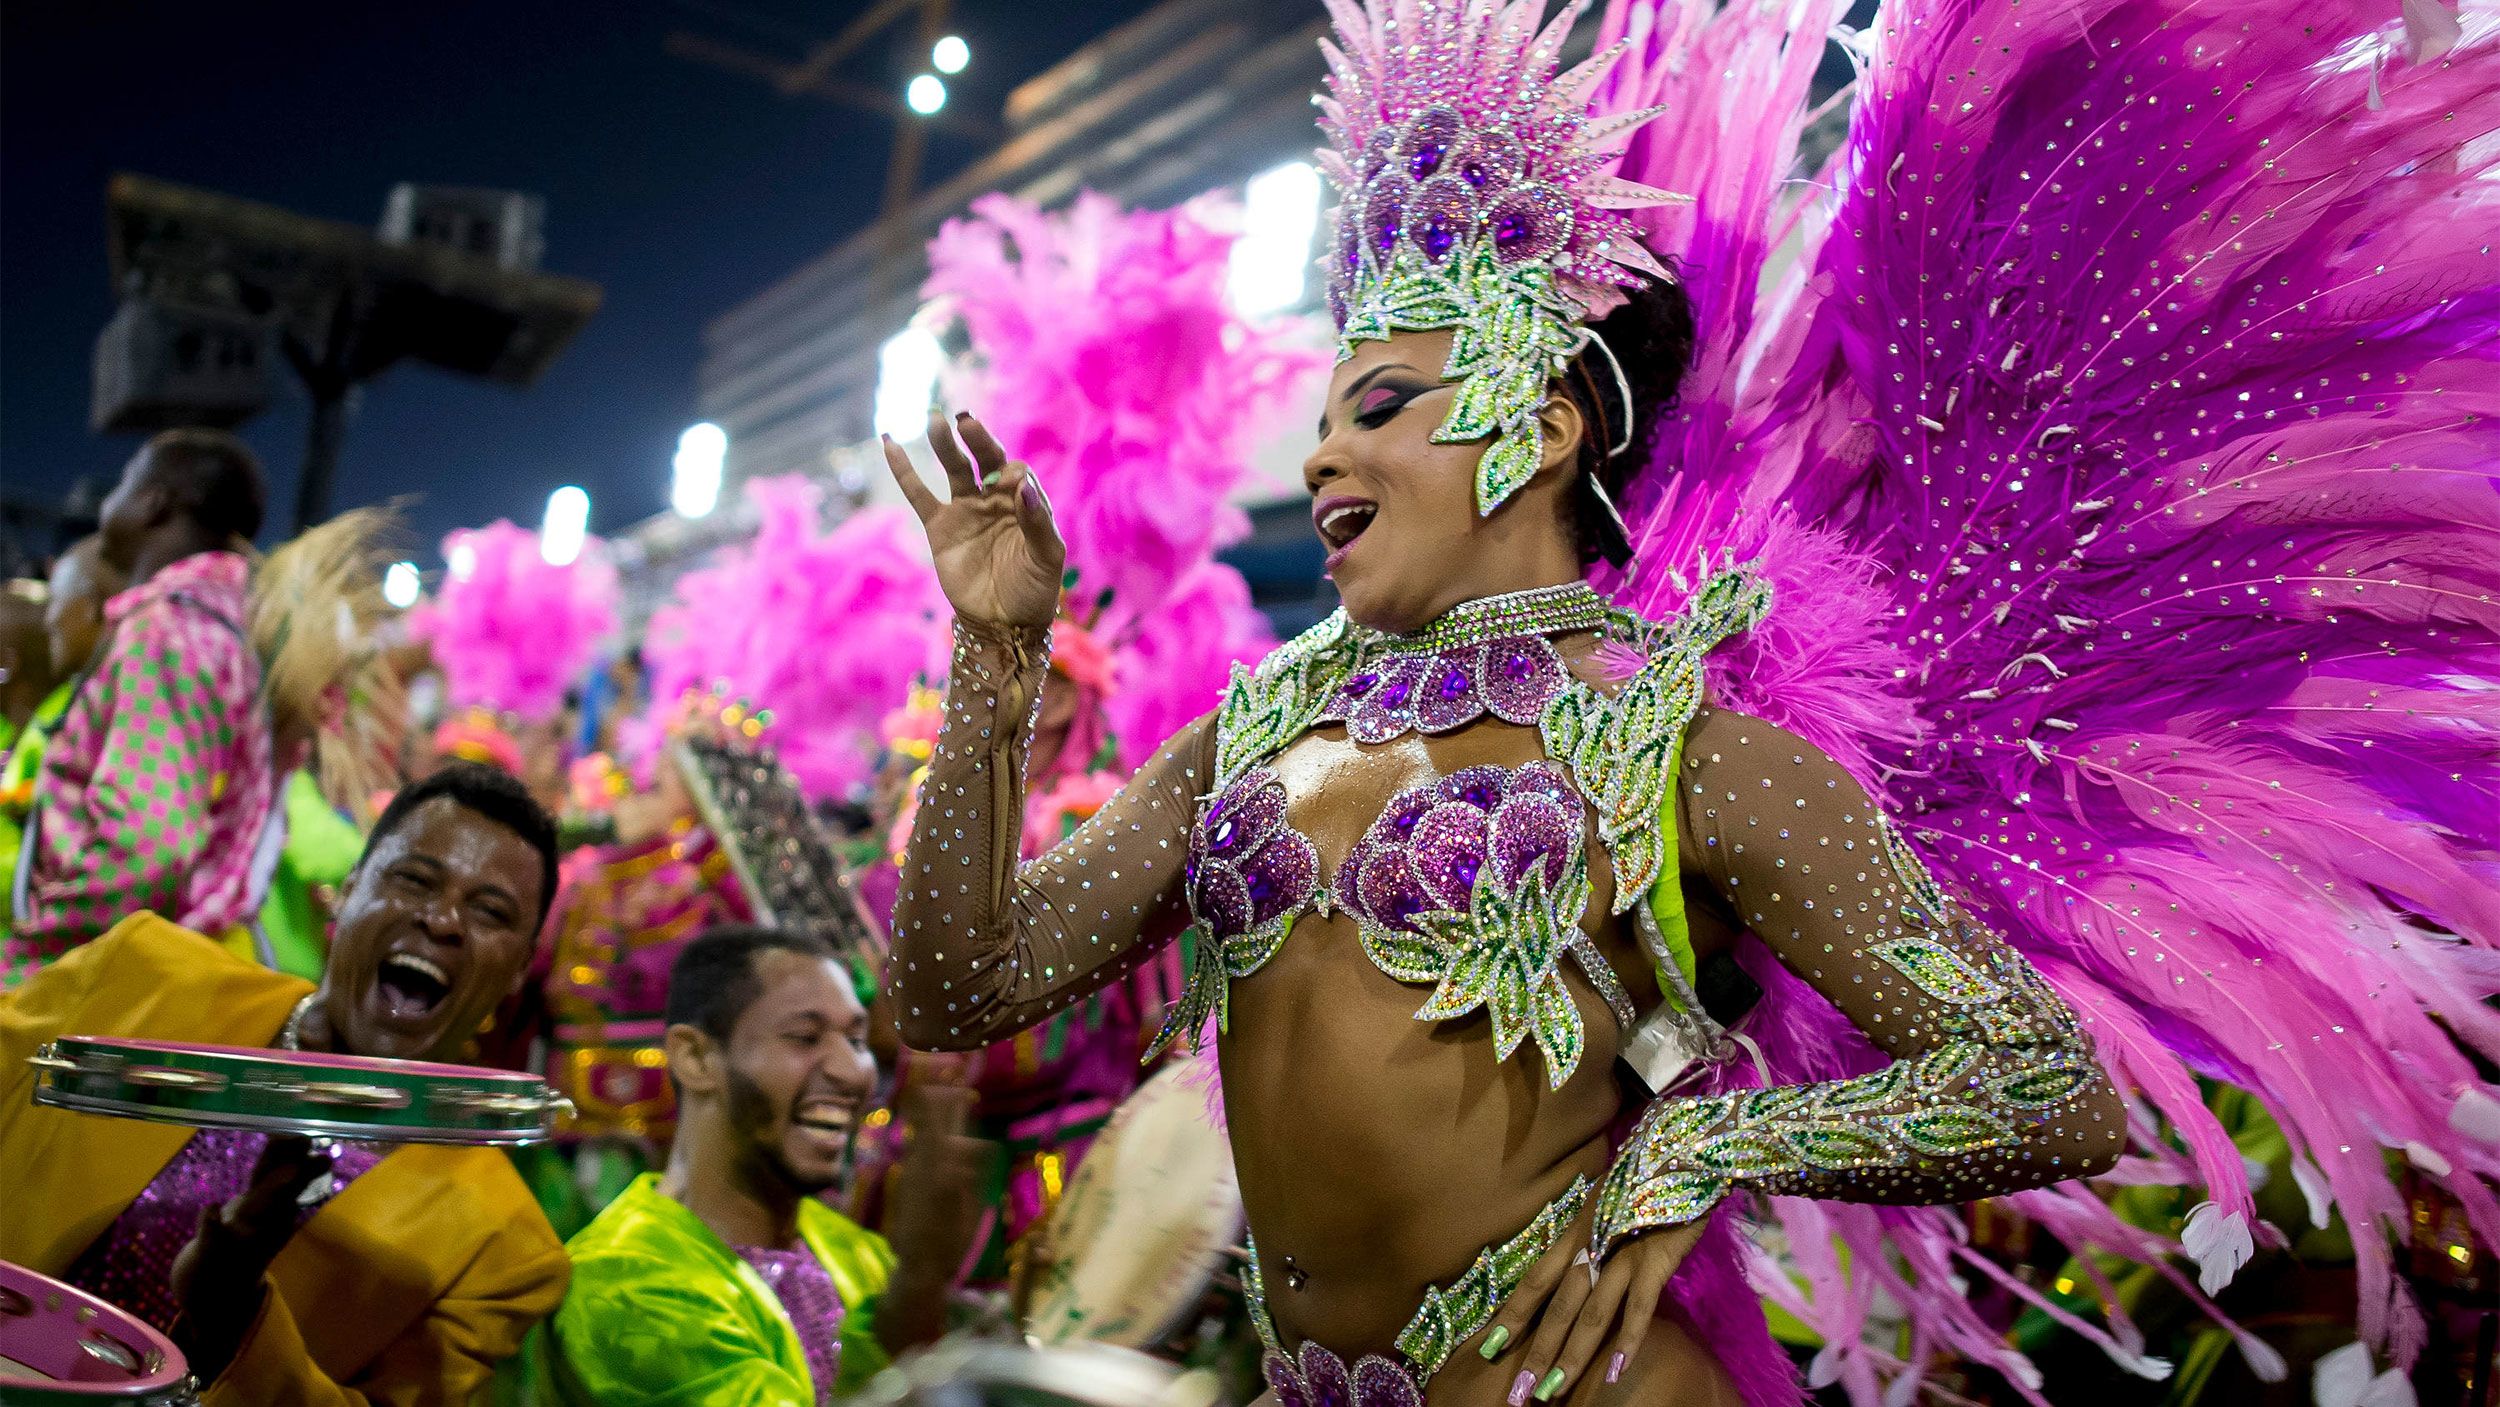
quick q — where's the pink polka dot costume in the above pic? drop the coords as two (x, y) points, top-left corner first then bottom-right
(9, 551), (276, 976)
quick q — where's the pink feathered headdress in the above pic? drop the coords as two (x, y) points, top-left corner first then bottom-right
(640, 476), (949, 803)
(923, 191), (1325, 760)
(407, 520), (619, 724)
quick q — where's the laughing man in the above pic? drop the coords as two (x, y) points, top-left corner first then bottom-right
(551, 925), (979, 1406)
(0, 761), (567, 1405)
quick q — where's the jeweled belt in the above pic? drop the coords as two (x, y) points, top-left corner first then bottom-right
(1244, 1176), (1590, 1407)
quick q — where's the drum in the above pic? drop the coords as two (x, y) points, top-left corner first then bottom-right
(27, 1036), (568, 1145)
(1021, 1064), (1243, 1351)
(0, 1259), (193, 1405)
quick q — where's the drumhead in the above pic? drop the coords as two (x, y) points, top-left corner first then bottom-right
(0, 1259), (194, 1404)
(1023, 1064), (1241, 1350)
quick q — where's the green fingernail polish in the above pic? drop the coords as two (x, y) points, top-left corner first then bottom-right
(1534, 1368), (1566, 1401)
(1479, 1326), (1510, 1360)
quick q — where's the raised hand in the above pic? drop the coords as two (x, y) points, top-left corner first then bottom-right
(883, 409), (1065, 629)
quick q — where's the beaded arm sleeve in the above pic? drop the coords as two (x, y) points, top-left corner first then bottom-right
(886, 617), (1212, 1050)
(1590, 708), (2125, 1257)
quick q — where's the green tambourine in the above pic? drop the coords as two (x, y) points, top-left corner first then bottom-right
(27, 1036), (567, 1146)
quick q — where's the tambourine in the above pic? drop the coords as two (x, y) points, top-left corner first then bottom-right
(0, 1259), (194, 1405)
(27, 1036), (568, 1145)
(1021, 1064), (1244, 1351)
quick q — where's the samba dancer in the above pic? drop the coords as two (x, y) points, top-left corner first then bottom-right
(884, 0), (2500, 1400)
(877, 3), (2142, 1402)
(1, 762), (567, 1404)
(10, 431), (276, 969)
(881, 392), (2128, 1405)
(552, 925), (980, 1406)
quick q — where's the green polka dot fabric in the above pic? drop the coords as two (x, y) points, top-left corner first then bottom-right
(8, 552), (276, 977)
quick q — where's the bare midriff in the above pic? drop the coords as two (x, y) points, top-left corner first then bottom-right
(1221, 719), (1644, 1358)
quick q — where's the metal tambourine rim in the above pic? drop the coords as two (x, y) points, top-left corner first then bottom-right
(0, 1381), (201, 1407)
(27, 1042), (572, 1147)
(27, 1084), (558, 1146)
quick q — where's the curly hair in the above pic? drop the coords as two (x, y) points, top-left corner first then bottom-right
(1554, 278), (1698, 567)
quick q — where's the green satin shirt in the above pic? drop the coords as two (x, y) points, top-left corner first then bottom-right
(551, 1174), (896, 1404)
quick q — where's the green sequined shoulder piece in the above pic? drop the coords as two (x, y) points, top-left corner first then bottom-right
(1214, 609), (1354, 789)
(1539, 569), (1772, 915)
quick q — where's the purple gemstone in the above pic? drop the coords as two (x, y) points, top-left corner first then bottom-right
(1397, 106), (1464, 183)
(1486, 185), (1572, 263)
(1455, 129), (1525, 191)
(1345, 671), (1379, 697)
(1351, 1356), (1426, 1407)
(1439, 764), (1511, 809)
(1301, 1341), (1355, 1407)
(1265, 1352), (1312, 1407)
(1210, 816), (1238, 851)
(1357, 850), (1431, 933)
(1407, 174), (1478, 268)
(1437, 666), (1470, 701)
(1411, 803), (1492, 910)
(1490, 792), (1580, 888)
(1481, 636), (1567, 722)
(1380, 681), (1411, 709)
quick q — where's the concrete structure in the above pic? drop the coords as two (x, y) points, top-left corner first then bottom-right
(618, 0), (1334, 627)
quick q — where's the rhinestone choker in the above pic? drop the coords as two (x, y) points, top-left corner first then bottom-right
(1356, 582), (1610, 654)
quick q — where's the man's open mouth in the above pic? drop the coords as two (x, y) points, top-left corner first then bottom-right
(375, 952), (454, 1021)
(793, 1099), (856, 1139)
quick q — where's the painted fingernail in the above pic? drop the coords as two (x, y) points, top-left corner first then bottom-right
(1606, 1352), (1627, 1385)
(1508, 1370), (1535, 1406)
(1479, 1326), (1510, 1360)
(1535, 1368), (1567, 1401)
(1020, 478), (1042, 511)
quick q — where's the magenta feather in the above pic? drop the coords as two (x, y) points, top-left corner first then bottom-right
(922, 192), (1322, 755)
(1593, 0), (2500, 1392)
(640, 478), (948, 803)
(407, 520), (618, 724)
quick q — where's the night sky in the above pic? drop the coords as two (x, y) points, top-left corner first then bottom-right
(2, 0), (1152, 561)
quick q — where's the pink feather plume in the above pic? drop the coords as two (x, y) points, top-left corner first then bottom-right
(922, 191), (1323, 755)
(641, 477), (949, 803)
(407, 520), (619, 724)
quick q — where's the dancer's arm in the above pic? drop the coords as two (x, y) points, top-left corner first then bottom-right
(880, 412), (1206, 1051)
(1591, 707), (2127, 1255)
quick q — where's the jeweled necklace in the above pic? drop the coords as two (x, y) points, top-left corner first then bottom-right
(1355, 582), (1610, 654)
(1320, 583), (1611, 745)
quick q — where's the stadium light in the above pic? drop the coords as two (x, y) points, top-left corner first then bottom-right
(1229, 161), (1324, 316)
(382, 561), (421, 609)
(932, 36), (970, 74)
(874, 327), (945, 440)
(541, 485), (589, 566)
(672, 421), (727, 518)
(906, 74), (947, 115)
